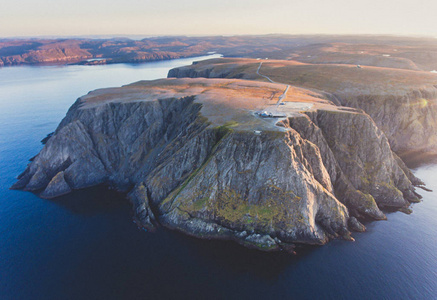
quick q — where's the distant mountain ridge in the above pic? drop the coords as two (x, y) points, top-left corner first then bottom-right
(2, 35), (437, 71)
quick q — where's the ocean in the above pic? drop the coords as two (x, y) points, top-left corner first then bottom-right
(0, 55), (436, 299)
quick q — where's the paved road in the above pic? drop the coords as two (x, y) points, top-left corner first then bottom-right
(276, 85), (289, 107)
(256, 62), (275, 83)
(257, 62), (289, 106)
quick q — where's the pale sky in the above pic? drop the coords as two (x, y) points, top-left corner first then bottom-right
(1, 0), (437, 37)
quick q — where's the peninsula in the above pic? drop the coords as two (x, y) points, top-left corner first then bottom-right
(12, 73), (430, 251)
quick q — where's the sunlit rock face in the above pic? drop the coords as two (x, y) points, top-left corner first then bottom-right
(169, 58), (437, 155)
(12, 78), (423, 251)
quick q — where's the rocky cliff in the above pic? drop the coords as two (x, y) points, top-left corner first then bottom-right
(169, 58), (437, 155)
(12, 78), (424, 251)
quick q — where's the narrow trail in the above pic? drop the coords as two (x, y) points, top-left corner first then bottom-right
(257, 62), (289, 106)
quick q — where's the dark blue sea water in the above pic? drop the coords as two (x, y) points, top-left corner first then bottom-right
(1, 56), (436, 300)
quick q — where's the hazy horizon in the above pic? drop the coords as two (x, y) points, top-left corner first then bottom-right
(2, 33), (437, 40)
(2, 0), (437, 38)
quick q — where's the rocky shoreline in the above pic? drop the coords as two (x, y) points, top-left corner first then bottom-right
(11, 77), (428, 251)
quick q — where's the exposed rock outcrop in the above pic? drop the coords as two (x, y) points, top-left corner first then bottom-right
(12, 78), (423, 251)
(128, 182), (157, 231)
(40, 171), (72, 199)
(332, 89), (437, 154)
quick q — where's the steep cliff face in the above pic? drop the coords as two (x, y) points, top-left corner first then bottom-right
(331, 88), (437, 154)
(12, 78), (423, 251)
(156, 128), (352, 250)
(13, 95), (210, 193)
(287, 111), (420, 218)
(169, 58), (437, 155)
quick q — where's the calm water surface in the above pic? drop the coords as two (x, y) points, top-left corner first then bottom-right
(0, 56), (436, 299)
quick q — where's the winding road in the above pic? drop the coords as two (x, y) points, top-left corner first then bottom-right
(257, 62), (290, 106)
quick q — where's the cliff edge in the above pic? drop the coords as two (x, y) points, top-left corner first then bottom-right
(12, 78), (424, 251)
(169, 58), (437, 156)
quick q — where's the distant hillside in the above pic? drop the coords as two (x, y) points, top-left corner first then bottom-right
(2, 35), (437, 70)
